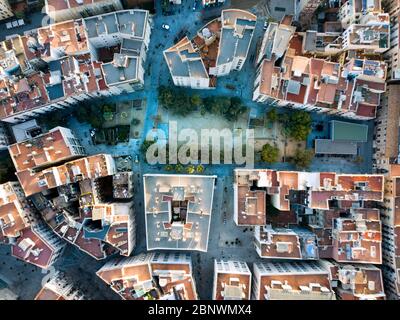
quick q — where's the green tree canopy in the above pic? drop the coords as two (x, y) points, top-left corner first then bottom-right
(266, 108), (278, 123)
(286, 111), (312, 141)
(140, 139), (155, 154)
(158, 86), (174, 107)
(203, 96), (247, 121)
(260, 143), (279, 163)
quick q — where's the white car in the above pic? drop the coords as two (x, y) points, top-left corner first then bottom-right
(162, 24), (170, 30)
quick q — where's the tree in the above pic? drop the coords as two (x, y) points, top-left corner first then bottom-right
(196, 164), (204, 173)
(73, 102), (103, 129)
(287, 111), (312, 141)
(161, 90), (197, 116)
(205, 96), (230, 116)
(190, 94), (202, 107)
(203, 96), (246, 121)
(266, 109), (278, 123)
(175, 163), (183, 173)
(291, 149), (314, 169)
(173, 93), (196, 116)
(260, 143), (279, 163)
(226, 97), (246, 121)
(186, 165), (195, 174)
(158, 86), (174, 107)
(0, 154), (15, 184)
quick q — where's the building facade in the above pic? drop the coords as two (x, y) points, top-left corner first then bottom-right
(45, 0), (123, 23)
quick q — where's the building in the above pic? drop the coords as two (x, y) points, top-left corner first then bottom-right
(7, 127), (135, 260)
(0, 182), (65, 269)
(0, 10), (151, 124)
(10, 120), (43, 143)
(0, 0), (12, 21)
(340, 13), (390, 53)
(254, 42), (388, 119)
(143, 174), (216, 252)
(322, 260), (386, 300)
(233, 169), (266, 226)
(18, 152), (135, 260)
(37, 193), (135, 260)
(296, 0), (324, 29)
(315, 120), (368, 156)
(113, 172), (134, 199)
(84, 9), (151, 92)
(256, 15), (296, 66)
(372, 85), (400, 169)
(234, 169), (384, 262)
(45, 0), (123, 23)
(8, 126), (85, 173)
(308, 208), (382, 264)
(20, 156), (135, 260)
(212, 260), (251, 300)
(254, 225), (318, 260)
(97, 252), (198, 300)
(338, 0), (383, 29)
(164, 9), (256, 89)
(14, 153), (115, 197)
(35, 272), (85, 300)
(202, 0), (225, 6)
(384, 0), (400, 80)
(252, 260), (336, 300)
(0, 31), (110, 124)
(254, 4), (390, 120)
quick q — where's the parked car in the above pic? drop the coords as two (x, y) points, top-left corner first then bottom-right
(263, 21), (268, 30)
(162, 24), (170, 30)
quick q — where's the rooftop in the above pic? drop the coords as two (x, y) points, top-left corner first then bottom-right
(255, 226), (318, 260)
(325, 261), (386, 299)
(255, 17), (388, 119)
(254, 261), (335, 300)
(164, 9), (256, 88)
(16, 153), (115, 197)
(143, 174), (216, 252)
(84, 10), (148, 40)
(331, 208), (382, 264)
(331, 120), (369, 142)
(8, 127), (83, 172)
(234, 169), (384, 212)
(37, 20), (88, 58)
(213, 260), (251, 300)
